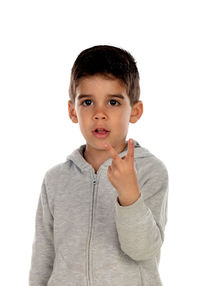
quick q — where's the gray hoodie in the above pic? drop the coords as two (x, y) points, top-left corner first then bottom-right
(29, 139), (169, 286)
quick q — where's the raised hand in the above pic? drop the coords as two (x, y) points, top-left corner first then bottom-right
(104, 138), (141, 206)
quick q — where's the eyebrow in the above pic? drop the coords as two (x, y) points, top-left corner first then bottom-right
(77, 94), (125, 101)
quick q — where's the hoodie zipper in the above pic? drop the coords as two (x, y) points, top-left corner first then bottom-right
(87, 172), (97, 286)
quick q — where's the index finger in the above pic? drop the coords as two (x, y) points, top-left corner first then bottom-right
(104, 142), (121, 161)
(126, 138), (134, 159)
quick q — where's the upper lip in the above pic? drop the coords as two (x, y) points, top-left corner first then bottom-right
(92, 127), (110, 132)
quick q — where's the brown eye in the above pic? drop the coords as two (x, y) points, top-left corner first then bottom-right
(80, 99), (120, 107)
(109, 99), (120, 106)
(81, 99), (93, 106)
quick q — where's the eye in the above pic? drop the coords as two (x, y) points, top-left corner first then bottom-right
(80, 99), (121, 106)
(81, 99), (93, 106)
(108, 99), (120, 106)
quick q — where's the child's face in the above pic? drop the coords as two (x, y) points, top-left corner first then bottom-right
(68, 74), (143, 151)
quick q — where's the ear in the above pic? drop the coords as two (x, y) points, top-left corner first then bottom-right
(68, 100), (78, 123)
(129, 100), (143, 123)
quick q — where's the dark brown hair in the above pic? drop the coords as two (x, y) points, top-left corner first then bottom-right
(68, 45), (140, 107)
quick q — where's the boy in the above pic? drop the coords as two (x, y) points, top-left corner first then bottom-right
(29, 45), (169, 286)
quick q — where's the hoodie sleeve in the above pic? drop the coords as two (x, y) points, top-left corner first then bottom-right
(29, 177), (55, 286)
(114, 159), (169, 262)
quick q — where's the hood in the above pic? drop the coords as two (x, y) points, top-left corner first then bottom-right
(66, 139), (153, 174)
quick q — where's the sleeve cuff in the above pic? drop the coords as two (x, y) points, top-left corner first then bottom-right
(115, 192), (149, 221)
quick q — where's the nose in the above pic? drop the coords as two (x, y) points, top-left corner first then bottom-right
(93, 105), (107, 120)
(93, 113), (107, 120)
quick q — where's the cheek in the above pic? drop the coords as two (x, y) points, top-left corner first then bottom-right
(115, 110), (130, 123)
(119, 119), (129, 129)
(78, 113), (90, 130)
(76, 109), (87, 121)
(113, 113), (131, 132)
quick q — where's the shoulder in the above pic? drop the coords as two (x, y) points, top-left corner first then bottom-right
(43, 161), (72, 187)
(41, 161), (72, 208)
(135, 147), (169, 185)
(135, 151), (169, 203)
(144, 154), (168, 178)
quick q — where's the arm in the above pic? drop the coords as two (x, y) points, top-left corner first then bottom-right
(29, 177), (55, 286)
(114, 166), (169, 261)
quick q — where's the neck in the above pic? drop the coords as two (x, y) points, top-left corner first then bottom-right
(83, 140), (127, 173)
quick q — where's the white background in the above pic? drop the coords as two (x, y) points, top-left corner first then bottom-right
(0, 0), (199, 285)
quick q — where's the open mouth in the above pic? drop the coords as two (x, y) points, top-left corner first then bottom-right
(92, 129), (110, 138)
(93, 129), (110, 134)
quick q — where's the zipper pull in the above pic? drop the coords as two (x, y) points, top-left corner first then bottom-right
(93, 173), (97, 184)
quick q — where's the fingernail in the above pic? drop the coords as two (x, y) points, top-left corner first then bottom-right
(104, 143), (109, 148)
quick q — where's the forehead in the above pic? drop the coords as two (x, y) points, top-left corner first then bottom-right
(76, 74), (127, 97)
